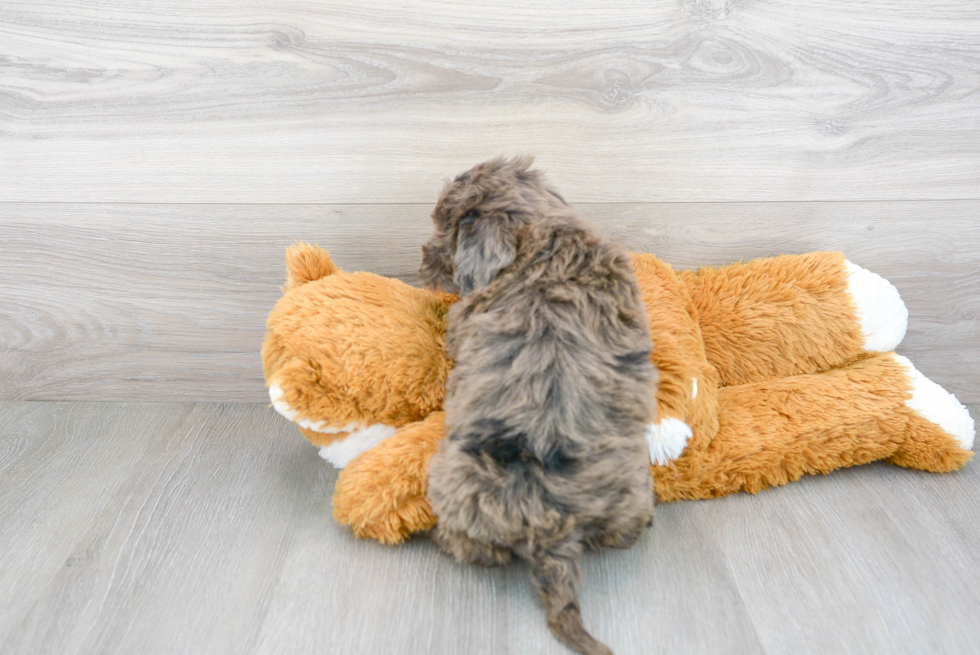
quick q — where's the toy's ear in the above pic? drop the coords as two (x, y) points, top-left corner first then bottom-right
(284, 242), (339, 290)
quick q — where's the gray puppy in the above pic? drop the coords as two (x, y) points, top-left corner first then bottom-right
(420, 157), (657, 655)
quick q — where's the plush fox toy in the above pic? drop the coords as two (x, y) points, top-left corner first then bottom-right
(262, 244), (974, 545)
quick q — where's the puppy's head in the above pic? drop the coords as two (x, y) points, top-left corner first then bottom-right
(419, 156), (568, 294)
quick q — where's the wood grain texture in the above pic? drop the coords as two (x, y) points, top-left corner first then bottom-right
(1, 402), (978, 654)
(701, 449), (980, 654)
(3, 0), (977, 650)
(1, 0), (978, 203)
(2, 201), (976, 403)
(0, 402), (328, 655)
(0, 402), (183, 649)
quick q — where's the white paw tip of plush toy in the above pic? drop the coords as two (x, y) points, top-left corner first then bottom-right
(268, 383), (357, 434)
(317, 424), (399, 468)
(845, 260), (909, 353)
(268, 383), (398, 468)
(894, 355), (975, 450)
(646, 418), (693, 466)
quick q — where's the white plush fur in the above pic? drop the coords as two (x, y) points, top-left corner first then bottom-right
(646, 418), (693, 466)
(844, 260), (908, 353)
(894, 355), (975, 450)
(268, 384), (359, 434)
(268, 383), (398, 467)
(318, 424), (399, 468)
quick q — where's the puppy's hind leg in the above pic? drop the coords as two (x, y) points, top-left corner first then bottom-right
(587, 511), (653, 551)
(431, 524), (513, 567)
(587, 484), (656, 551)
(594, 527), (643, 550)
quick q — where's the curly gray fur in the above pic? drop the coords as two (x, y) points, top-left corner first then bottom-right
(420, 157), (658, 655)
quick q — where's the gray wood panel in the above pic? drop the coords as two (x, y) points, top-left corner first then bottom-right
(0, 401), (978, 654)
(707, 463), (980, 654)
(1, 1), (978, 203)
(3, 0), (977, 650)
(0, 402), (327, 655)
(2, 201), (977, 403)
(0, 402), (185, 648)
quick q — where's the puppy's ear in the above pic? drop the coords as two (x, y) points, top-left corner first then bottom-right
(420, 233), (459, 293)
(453, 214), (518, 294)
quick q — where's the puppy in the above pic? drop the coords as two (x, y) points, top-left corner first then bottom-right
(420, 157), (657, 655)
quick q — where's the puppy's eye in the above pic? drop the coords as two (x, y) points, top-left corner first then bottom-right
(460, 211), (479, 226)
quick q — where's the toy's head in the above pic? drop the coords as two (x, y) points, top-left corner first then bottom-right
(262, 243), (455, 465)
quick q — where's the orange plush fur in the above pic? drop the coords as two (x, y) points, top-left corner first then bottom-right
(263, 244), (974, 544)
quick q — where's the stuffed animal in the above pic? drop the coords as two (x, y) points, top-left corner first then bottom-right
(262, 243), (974, 544)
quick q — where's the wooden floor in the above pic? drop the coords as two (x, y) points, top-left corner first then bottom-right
(1, 401), (978, 655)
(3, 1), (979, 653)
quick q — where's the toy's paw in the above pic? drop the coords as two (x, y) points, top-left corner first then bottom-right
(332, 412), (446, 544)
(335, 486), (436, 545)
(646, 418), (693, 466)
(333, 459), (437, 545)
(845, 260), (908, 352)
(895, 355), (975, 449)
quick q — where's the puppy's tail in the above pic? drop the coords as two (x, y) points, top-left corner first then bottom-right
(528, 539), (614, 655)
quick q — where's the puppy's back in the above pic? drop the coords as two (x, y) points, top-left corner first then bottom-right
(441, 215), (656, 508)
(429, 216), (656, 655)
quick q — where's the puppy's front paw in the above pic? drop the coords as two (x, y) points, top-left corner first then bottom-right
(646, 419), (693, 466)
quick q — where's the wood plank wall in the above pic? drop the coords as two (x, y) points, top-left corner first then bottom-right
(1, 1), (978, 402)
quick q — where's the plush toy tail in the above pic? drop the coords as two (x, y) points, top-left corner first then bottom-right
(887, 354), (975, 471)
(284, 242), (338, 289)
